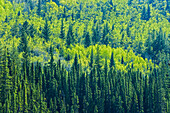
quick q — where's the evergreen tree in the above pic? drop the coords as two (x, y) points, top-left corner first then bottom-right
(0, 46), (11, 112)
(42, 19), (51, 42)
(89, 48), (94, 68)
(141, 5), (146, 20)
(59, 18), (65, 39)
(52, 0), (59, 6)
(126, 24), (131, 37)
(146, 4), (151, 21)
(128, 0), (133, 6)
(66, 24), (74, 48)
(37, 0), (41, 16)
(29, 24), (36, 38)
(166, 0), (170, 13)
(84, 32), (91, 48)
(121, 56), (124, 64)
(110, 51), (115, 68)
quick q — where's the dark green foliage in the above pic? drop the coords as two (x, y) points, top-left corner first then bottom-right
(141, 5), (146, 20)
(66, 24), (74, 48)
(121, 56), (124, 64)
(29, 0), (33, 10)
(92, 23), (100, 44)
(141, 4), (151, 21)
(89, 48), (94, 68)
(59, 18), (65, 39)
(0, 44), (169, 113)
(42, 19), (51, 42)
(52, 0), (60, 6)
(29, 24), (36, 38)
(37, 0), (41, 16)
(126, 24), (131, 37)
(146, 4), (151, 21)
(19, 21), (29, 57)
(84, 32), (91, 48)
(101, 23), (109, 45)
(166, 0), (170, 13)
(0, 0), (169, 113)
(110, 51), (115, 68)
(128, 0), (133, 6)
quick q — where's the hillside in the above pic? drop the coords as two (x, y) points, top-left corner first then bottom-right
(0, 0), (169, 113)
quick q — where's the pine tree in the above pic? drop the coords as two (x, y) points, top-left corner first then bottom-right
(94, 105), (98, 113)
(128, 0), (133, 6)
(84, 32), (91, 48)
(145, 33), (153, 59)
(59, 18), (65, 39)
(89, 48), (94, 68)
(95, 46), (102, 89)
(19, 21), (29, 53)
(130, 90), (139, 113)
(148, 0), (154, 4)
(66, 24), (74, 48)
(121, 56), (124, 64)
(50, 98), (54, 112)
(166, 0), (170, 13)
(126, 24), (131, 37)
(146, 4), (151, 21)
(29, 0), (33, 10)
(37, 0), (41, 16)
(110, 51), (115, 68)
(0, 46), (11, 112)
(50, 45), (54, 77)
(92, 24), (97, 44)
(109, 0), (113, 6)
(42, 19), (51, 42)
(29, 24), (36, 38)
(11, 20), (19, 37)
(52, 0), (59, 5)
(141, 5), (146, 20)
(23, 84), (28, 112)
(101, 23), (109, 45)
(143, 76), (149, 113)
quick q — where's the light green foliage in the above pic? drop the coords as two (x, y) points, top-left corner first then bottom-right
(0, 0), (169, 112)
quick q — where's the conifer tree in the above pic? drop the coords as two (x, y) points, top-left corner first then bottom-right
(59, 18), (65, 39)
(52, 0), (59, 5)
(66, 24), (74, 48)
(121, 56), (124, 64)
(42, 19), (51, 42)
(37, 0), (41, 16)
(0, 46), (11, 112)
(84, 32), (91, 48)
(50, 45), (54, 77)
(146, 4), (151, 21)
(166, 0), (170, 13)
(29, 24), (36, 38)
(95, 46), (102, 89)
(89, 48), (94, 68)
(141, 5), (146, 20)
(126, 24), (131, 37)
(110, 51), (115, 68)
(128, 0), (133, 6)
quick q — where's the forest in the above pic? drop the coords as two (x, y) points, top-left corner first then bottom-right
(0, 0), (169, 113)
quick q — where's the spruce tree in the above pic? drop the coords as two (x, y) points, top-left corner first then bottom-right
(141, 5), (146, 20)
(42, 19), (51, 42)
(37, 0), (41, 16)
(146, 4), (151, 21)
(66, 24), (74, 48)
(110, 51), (115, 68)
(128, 0), (133, 6)
(89, 48), (94, 68)
(84, 32), (91, 48)
(59, 18), (65, 39)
